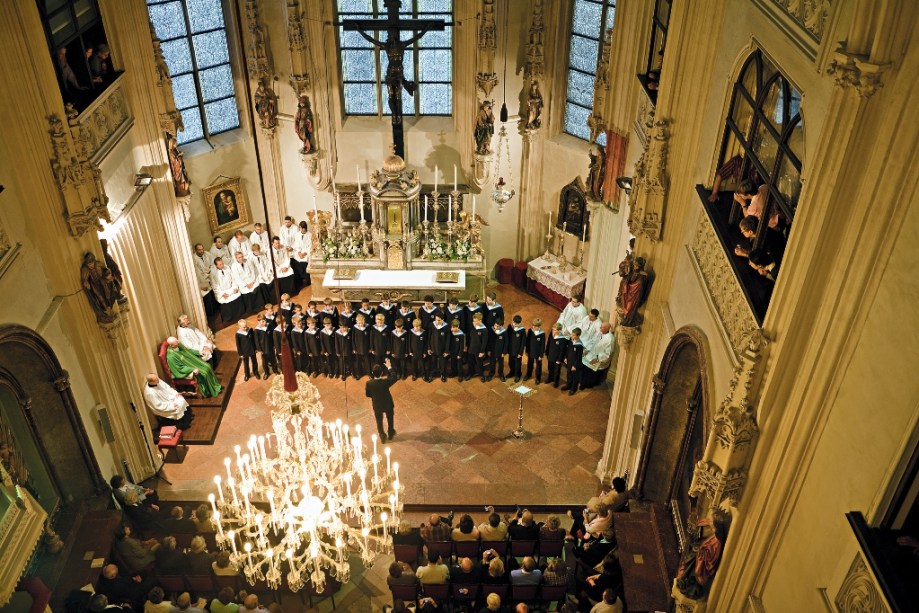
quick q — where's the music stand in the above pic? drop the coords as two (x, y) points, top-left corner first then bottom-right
(508, 383), (537, 440)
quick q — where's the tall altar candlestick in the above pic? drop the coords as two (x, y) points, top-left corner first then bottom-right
(472, 195), (476, 220)
(336, 192), (342, 222)
(424, 195), (428, 222)
(330, 161), (336, 193)
(453, 165), (458, 192)
(548, 211), (552, 229)
(312, 193), (317, 215)
(356, 164), (361, 191)
(582, 222), (587, 242)
(448, 195), (452, 222)
(359, 192), (365, 222)
(434, 165), (439, 193)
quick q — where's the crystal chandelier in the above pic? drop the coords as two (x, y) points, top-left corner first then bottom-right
(208, 376), (403, 592)
(491, 124), (516, 213)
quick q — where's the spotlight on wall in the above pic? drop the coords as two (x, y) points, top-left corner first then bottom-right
(134, 173), (153, 190)
(616, 176), (633, 194)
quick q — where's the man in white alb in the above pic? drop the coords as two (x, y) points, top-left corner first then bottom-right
(278, 216), (298, 255)
(578, 308), (603, 351)
(249, 222), (268, 252)
(192, 243), (216, 318)
(176, 314), (216, 362)
(249, 242), (274, 304)
(209, 236), (231, 268)
(231, 250), (260, 314)
(291, 220), (312, 289)
(143, 373), (194, 429)
(210, 257), (242, 322)
(272, 235), (295, 297)
(582, 322), (614, 388)
(227, 230), (251, 261)
(556, 296), (587, 335)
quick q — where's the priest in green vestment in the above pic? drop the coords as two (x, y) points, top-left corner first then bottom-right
(165, 337), (222, 398)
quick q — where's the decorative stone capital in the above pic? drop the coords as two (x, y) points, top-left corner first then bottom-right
(65, 198), (112, 237)
(176, 195), (192, 223)
(299, 150), (328, 190)
(629, 116), (670, 242)
(827, 48), (889, 98)
(615, 324), (640, 349)
(472, 152), (493, 190)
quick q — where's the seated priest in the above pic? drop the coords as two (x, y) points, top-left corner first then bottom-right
(582, 322), (614, 389)
(176, 314), (215, 362)
(142, 373), (194, 430)
(164, 337), (222, 398)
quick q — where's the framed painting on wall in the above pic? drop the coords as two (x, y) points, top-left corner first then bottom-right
(203, 177), (250, 235)
(557, 177), (590, 241)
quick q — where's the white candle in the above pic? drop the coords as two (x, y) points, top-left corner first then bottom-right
(448, 194), (452, 222)
(548, 211), (552, 230)
(453, 165), (458, 192)
(472, 195), (476, 220)
(313, 193), (317, 215)
(356, 164), (361, 191)
(582, 222), (587, 242)
(359, 193), (365, 222)
(330, 161), (336, 193)
(336, 192), (342, 222)
(434, 165), (439, 193)
(424, 195), (428, 222)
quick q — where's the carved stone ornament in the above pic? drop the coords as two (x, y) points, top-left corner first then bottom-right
(834, 553), (888, 613)
(524, 0), (545, 81)
(244, 0), (271, 82)
(52, 112), (112, 236)
(615, 323), (640, 350)
(762, 0), (833, 43)
(150, 22), (183, 134)
(628, 115), (670, 242)
(671, 580), (709, 613)
(587, 27), (614, 143)
(287, 0), (311, 94)
(472, 152), (493, 190)
(476, 0), (498, 97)
(826, 47), (889, 98)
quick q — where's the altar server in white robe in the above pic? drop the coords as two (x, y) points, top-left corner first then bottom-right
(176, 314), (216, 362)
(556, 296), (588, 335)
(143, 373), (194, 429)
(249, 222), (268, 252)
(227, 229), (251, 261)
(232, 250), (261, 314)
(278, 216), (298, 254)
(209, 236), (231, 269)
(291, 220), (313, 289)
(578, 308), (603, 351)
(249, 242), (275, 304)
(582, 322), (614, 388)
(210, 257), (242, 322)
(272, 235), (296, 297)
(192, 243), (217, 318)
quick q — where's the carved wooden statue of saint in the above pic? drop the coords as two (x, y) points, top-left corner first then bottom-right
(525, 80), (543, 130)
(166, 131), (191, 197)
(617, 255), (651, 327)
(474, 100), (495, 155)
(254, 79), (278, 130)
(294, 95), (316, 154)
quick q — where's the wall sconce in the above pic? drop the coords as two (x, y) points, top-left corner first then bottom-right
(616, 176), (633, 194)
(134, 173), (153, 191)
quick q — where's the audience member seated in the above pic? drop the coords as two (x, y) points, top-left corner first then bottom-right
(506, 509), (540, 541)
(420, 512), (453, 543)
(570, 503), (613, 542)
(115, 523), (158, 574)
(509, 557), (542, 585)
(733, 181), (780, 229)
(192, 504), (216, 533)
(573, 533), (617, 568)
(110, 475), (159, 509)
(143, 373), (194, 430)
(542, 558), (571, 587)
(515, 605), (529, 613)
(734, 215), (787, 265)
(576, 558), (623, 610)
(387, 561), (419, 587)
(748, 249), (780, 282)
(240, 594), (269, 613)
(479, 592), (502, 613)
(452, 514), (480, 541)
(186, 536), (214, 574)
(171, 592), (206, 613)
(164, 506), (197, 534)
(144, 586), (172, 613)
(122, 489), (163, 532)
(481, 551), (507, 584)
(212, 551), (238, 576)
(393, 520), (425, 547)
(589, 588), (624, 613)
(155, 536), (190, 575)
(478, 506), (508, 541)
(209, 587), (240, 613)
(450, 557), (482, 584)
(539, 514), (567, 542)
(588, 478), (629, 514)
(89, 593), (127, 612)
(97, 563), (153, 611)
(266, 604), (282, 613)
(416, 553), (450, 585)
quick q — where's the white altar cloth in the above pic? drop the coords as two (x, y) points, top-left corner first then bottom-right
(323, 269), (466, 291)
(526, 256), (587, 299)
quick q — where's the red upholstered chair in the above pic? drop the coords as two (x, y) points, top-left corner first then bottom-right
(425, 540), (454, 563)
(453, 539), (481, 560)
(158, 339), (200, 398)
(480, 540), (509, 558)
(496, 258), (514, 284)
(394, 543), (422, 568)
(512, 260), (528, 288)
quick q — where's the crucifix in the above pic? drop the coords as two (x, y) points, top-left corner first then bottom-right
(341, 0), (449, 159)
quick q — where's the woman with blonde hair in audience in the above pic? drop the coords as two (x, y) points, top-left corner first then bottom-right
(540, 514), (567, 541)
(479, 592), (502, 612)
(452, 513), (480, 541)
(186, 535), (214, 574)
(212, 551), (238, 576)
(192, 503), (216, 533)
(481, 550), (507, 584)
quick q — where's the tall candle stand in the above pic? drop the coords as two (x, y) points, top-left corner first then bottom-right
(575, 239), (586, 272)
(557, 223), (569, 272)
(542, 222), (555, 261)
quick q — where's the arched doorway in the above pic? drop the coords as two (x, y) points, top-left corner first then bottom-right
(0, 324), (105, 515)
(635, 327), (711, 547)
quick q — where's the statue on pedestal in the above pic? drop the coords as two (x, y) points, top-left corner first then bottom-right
(616, 255), (651, 327)
(525, 80), (543, 130)
(474, 100), (495, 154)
(674, 508), (730, 601)
(294, 95), (316, 154)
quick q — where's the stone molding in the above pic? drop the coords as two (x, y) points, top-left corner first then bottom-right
(628, 112), (669, 242)
(244, 0), (271, 82)
(834, 553), (889, 613)
(67, 78), (133, 164)
(287, 0), (311, 94)
(749, 0), (833, 60)
(524, 0), (545, 82)
(150, 23), (183, 134)
(476, 0), (498, 97)
(588, 27), (614, 143)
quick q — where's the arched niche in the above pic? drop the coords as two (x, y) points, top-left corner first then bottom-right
(0, 324), (105, 513)
(635, 326), (712, 547)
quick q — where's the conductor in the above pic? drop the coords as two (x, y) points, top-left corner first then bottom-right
(366, 357), (398, 443)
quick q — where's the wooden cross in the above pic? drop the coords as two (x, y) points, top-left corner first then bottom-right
(341, 0), (449, 159)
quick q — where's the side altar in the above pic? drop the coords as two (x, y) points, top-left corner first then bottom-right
(307, 152), (487, 302)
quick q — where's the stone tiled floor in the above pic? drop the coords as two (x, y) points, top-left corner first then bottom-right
(154, 283), (613, 611)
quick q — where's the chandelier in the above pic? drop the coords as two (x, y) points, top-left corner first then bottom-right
(208, 375), (403, 592)
(491, 124), (516, 213)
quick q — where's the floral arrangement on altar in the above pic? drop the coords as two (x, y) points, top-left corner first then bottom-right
(425, 236), (472, 261)
(321, 235), (366, 261)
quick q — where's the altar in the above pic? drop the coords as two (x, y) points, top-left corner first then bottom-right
(308, 151), (486, 302)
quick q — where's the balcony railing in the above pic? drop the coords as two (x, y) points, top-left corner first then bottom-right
(844, 512), (915, 612)
(68, 73), (133, 165)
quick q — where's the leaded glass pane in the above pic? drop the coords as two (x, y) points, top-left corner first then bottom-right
(172, 73), (198, 109)
(192, 30), (230, 69)
(605, 4), (616, 30)
(340, 26), (374, 48)
(177, 107), (203, 144)
(567, 71), (595, 108)
(187, 0), (223, 33)
(75, 0), (98, 28)
(731, 91), (755, 141)
(199, 64), (234, 102)
(148, 1), (186, 40)
(421, 28), (451, 48)
(786, 119), (803, 161)
(339, 0), (372, 12)
(777, 154), (801, 212)
(419, 50), (451, 81)
(762, 78), (783, 131)
(419, 0), (451, 12)
(160, 38), (193, 75)
(419, 83), (451, 114)
(342, 50), (375, 81)
(740, 59), (757, 98)
(565, 103), (591, 140)
(572, 0), (602, 39)
(383, 87), (415, 116)
(344, 83), (377, 114)
(569, 35), (599, 73)
(204, 98), (240, 134)
(752, 121), (779, 175)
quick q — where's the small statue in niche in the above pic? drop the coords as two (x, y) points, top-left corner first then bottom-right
(81, 252), (115, 323)
(254, 79), (277, 130)
(525, 80), (543, 130)
(294, 95), (316, 154)
(587, 142), (606, 201)
(166, 132), (191, 197)
(474, 100), (495, 155)
(675, 507), (730, 600)
(100, 239), (128, 307)
(616, 255), (651, 327)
